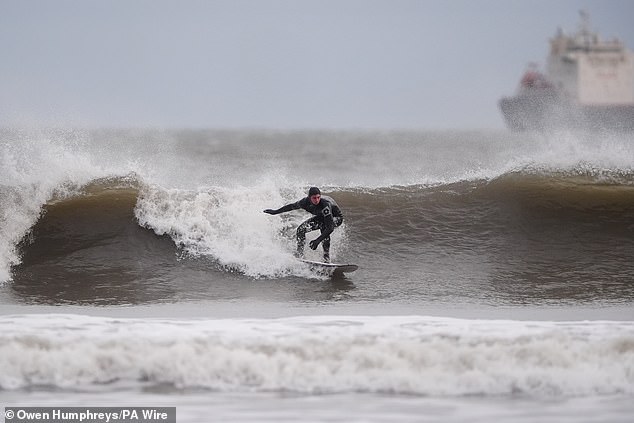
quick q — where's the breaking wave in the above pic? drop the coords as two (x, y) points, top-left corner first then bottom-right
(1, 314), (632, 397)
(2, 128), (633, 283)
(4, 167), (633, 284)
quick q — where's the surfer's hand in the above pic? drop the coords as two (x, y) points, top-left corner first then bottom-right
(263, 209), (276, 215)
(309, 239), (320, 250)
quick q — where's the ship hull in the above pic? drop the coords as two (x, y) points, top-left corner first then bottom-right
(500, 95), (634, 132)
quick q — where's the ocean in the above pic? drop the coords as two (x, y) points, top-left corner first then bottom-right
(1, 128), (633, 422)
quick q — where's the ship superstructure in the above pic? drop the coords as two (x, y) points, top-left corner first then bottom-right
(500, 12), (634, 131)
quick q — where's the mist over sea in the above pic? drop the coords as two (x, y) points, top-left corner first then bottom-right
(1, 128), (633, 422)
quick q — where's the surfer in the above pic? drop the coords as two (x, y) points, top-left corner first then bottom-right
(264, 187), (343, 262)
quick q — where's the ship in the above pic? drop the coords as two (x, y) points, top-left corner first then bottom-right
(499, 11), (634, 132)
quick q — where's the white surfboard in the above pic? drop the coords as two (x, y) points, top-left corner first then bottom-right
(299, 259), (358, 274)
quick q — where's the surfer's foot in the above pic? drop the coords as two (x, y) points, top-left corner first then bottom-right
(323, 253), (330, 263)
(294, 250), (304, 259)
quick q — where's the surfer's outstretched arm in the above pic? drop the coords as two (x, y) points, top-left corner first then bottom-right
(263, 202), (299, 215)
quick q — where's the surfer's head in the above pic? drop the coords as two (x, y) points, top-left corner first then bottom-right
(308, 187), (321, 205)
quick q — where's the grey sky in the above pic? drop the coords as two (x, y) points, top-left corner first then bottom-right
(1, 0), (633, 129)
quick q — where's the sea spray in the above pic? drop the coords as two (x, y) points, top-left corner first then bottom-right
(0, 129), (108, 283)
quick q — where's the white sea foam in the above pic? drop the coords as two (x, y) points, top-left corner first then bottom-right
(1, 314), (632, 396)
(134, 180), (347, 278)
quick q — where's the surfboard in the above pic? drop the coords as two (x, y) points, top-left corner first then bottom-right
(299, 259), (358, 274)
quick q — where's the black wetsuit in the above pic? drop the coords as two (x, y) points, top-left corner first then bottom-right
(265, 195), (343, 260)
